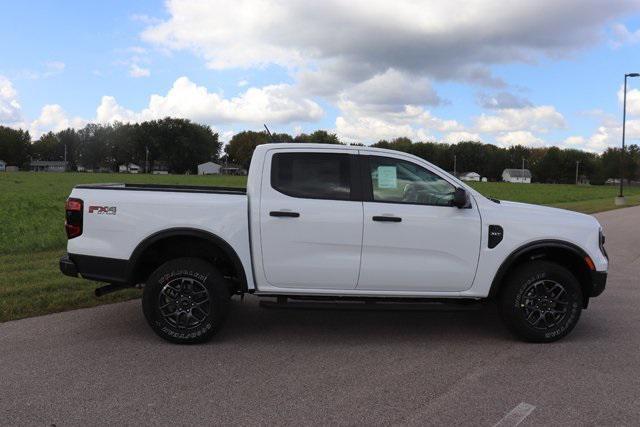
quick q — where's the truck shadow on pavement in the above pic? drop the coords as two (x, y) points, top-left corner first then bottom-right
(217, 297), (511, 344)
(116, 295), (605, 345)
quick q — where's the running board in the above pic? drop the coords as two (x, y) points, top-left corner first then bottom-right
(259, 298), (483, 312)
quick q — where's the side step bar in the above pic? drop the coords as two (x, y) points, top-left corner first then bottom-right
(259, 296), (483, 312)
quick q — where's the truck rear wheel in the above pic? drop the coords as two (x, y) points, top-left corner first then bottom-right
(499, 260), (582, 343)
(142, 257), (230, 344)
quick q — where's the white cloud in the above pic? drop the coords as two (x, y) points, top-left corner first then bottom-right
(128, 0), (639, 150)
(611, 23), (640, 47)
(331, 69), (460, 143)
(0, 76), (22, 123)
(496, 131), (545, 148)
(142, 0), (639, 92)
(338, 69), (442, 110)
(618, 85), (640, 116)
(129, 64), (151, 78)
(1, 75), (322, 138)
(335, 101), (460, 143)
(475, 106), (566, 134)
(29, 104), (85, 137)
(444, 131), (482, 144)
(96, 76), (323, 125)
(237, 79), (249, 87)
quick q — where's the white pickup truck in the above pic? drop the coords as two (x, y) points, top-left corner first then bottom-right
(60, 143), (608, 343)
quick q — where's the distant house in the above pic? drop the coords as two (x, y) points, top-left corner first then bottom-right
(0, 160), (6, 172)
(119, 163), (140, 174)
(502, 168), (531, 183)
(459, 172), (481, 182)
(77, 165), (86, 172)
(198, 161), (221, 175)
(30, 160), (67, 172)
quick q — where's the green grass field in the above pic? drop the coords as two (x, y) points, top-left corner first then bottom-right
(1, 171), (639, 323)
(466, 182), (640, 213)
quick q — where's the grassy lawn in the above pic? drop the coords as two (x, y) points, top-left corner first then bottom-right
(1, 172), (638, 323)
(467, 182), (640, 214)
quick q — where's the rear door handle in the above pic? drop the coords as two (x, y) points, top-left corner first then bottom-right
(372, 215), (401, 222)
(270, 211), (300, 218)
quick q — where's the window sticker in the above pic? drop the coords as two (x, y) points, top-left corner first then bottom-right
(377, 166), (397, 189)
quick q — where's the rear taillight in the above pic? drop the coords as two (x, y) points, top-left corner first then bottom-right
(65, 198), (83, 239)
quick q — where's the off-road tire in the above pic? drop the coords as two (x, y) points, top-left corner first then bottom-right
(142, 257), (230, 344)
(499, 260), (582, 343)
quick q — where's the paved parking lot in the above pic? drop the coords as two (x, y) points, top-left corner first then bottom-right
(2, 206), (640, 425)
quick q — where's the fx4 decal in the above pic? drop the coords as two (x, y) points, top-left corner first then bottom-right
(88, 206), (117, 215)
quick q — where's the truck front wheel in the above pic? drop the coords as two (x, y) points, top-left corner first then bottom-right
(499, 260), (583, 343)
(142, 257), (230, 344)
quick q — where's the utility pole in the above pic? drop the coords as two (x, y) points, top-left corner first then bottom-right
(618, 72), (640, 205)
(145, 146), (149, 174)
(575, 160), (580, 185)
(64, 144), (67, 172)
(453, 155), (457, 177)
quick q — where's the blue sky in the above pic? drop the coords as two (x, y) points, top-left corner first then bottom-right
(2, 0), (640, 152)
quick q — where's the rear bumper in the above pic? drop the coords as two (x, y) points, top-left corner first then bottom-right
(59, 253), (129, 284)
(59, 253), (78, 277)
(589, 271), (607, 297)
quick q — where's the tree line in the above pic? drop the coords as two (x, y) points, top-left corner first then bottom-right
(223, 132), (638, 184)
(0, 118), (221, 174)
(1, 120), (638, 183)
(372, 137), (638, 184)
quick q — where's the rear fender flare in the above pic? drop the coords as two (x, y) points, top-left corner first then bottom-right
(126, 227), (248, 292)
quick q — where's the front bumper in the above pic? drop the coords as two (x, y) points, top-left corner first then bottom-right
(590, 271), (607, 297)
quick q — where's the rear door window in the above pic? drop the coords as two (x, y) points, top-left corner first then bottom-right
(271, 152), (352, 200)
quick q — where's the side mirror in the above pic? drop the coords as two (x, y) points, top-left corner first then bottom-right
(452, 187), (471, 209)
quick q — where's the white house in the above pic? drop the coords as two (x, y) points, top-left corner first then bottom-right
(119, 163), (141, 173)
(30, 160), (67, 172)
(0, 160), (6, 172)
(198, 161), (221, 175)
(502, 168), (532, 183)
(459, 171), (481, 182)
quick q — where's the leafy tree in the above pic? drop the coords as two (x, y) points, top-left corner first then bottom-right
(294, 130), (341, 144)
(271, 132), (294, 143)
(225, 131), (269, 169)
(0, 126), (30, 167)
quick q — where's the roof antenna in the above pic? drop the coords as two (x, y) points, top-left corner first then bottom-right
(263, 124), (276, 143)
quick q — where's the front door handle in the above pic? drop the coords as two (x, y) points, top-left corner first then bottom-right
(270, 211), (300, 218)
(372, 215), (401, 222)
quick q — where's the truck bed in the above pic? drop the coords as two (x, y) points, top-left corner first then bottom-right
(75, 183), (247, 195)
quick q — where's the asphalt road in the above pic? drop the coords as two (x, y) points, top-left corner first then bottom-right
(2, 206), (640, 426)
